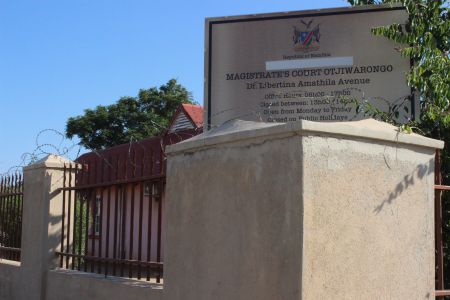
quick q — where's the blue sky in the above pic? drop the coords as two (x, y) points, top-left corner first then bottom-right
(0, 0), (348, 173)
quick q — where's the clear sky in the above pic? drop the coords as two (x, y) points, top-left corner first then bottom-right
(0, 0), (348, 173)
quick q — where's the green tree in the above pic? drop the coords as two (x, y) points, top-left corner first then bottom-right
(346, 0), (449, 160)
(349, 0), (449, 131)
(66, 79), (195, 150)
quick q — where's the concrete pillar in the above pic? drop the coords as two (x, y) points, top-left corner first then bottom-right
(164, 119), (443, 300)
(18, 155), (76, 300)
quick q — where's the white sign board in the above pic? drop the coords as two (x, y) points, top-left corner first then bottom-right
(205, 5), (414, 128)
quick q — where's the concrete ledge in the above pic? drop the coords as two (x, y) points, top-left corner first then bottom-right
(50, 269), (163, 289)
(46, 269), (163, 300)
(166, 119), (444, 154)
(0, 259), (21, 300)
(0, 259), (21, 268)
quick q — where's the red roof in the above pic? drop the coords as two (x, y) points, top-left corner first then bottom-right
(181, 104), (203, 128)
(75, 104), (204, 185)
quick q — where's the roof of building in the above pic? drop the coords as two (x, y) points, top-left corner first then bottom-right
(182, 104), (204, 128)
(168, 104), (204, 133)
(76, 104), (204, 183)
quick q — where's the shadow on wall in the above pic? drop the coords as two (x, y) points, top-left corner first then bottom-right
(373, 157), (434, 214)
(43, 171), (73, 300)
(47, 172), (65, 260)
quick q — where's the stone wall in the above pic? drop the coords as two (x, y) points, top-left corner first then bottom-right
(45, 269), (163, 300)
(0, 119), (444, 300)
(302, 136), (435, 299)
(0, 260), (20, 300)
(164, 119), (442, 300)
(164, 132), (304, 300)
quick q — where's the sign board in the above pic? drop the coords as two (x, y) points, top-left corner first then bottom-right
(205, 5), (414, 128)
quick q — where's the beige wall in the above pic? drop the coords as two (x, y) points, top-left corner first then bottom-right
(0, 260), (20, 300)
(301, 136), (435, 299)
(165, 134), (304, 300)
(165, 119), (442, 300)
(0, 119), (443, 300)
(18, 156), (73, 300)
(45, 269), (163, 300)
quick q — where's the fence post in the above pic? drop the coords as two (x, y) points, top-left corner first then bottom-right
(18, 155), (75, 300)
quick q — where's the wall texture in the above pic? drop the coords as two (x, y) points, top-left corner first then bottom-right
(165, 133), (304, 300)
(0, 260), (20, 300)
(165, 119), (442, 300)
(0, 119), (443, 300)
(301, 136), (436, 299)
(45, 269), (163, 300)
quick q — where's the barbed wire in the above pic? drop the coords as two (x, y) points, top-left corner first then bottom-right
(0, 121), (202, 178)
(0, 129), (84, 177)
(208, 88), (412, 129)
(0, 90), (412, 178)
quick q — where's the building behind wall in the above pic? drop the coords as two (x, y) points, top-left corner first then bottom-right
(72, 104), (203, 277)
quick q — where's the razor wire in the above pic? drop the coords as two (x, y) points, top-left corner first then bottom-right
(0, 88), (412, 176)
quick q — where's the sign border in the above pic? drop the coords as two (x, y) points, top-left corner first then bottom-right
(205, 5), (414, 129)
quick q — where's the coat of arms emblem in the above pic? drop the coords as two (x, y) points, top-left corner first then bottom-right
(293, 19), (320, 52)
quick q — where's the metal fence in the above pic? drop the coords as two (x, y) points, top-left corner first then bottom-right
(56, 147), (165, 282)
(435, 149), (450, 299)
(53, 129), (199, 283)
(0, 173), (23, 261)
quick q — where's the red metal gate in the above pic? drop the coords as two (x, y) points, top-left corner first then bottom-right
(435, 149), (450, 299)
(56, 163), (164, 282)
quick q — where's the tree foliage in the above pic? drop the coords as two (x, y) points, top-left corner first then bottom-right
(371, 1), (448, 126)
(350, 1), (449, 128)
(348, 0), (449, 147)
(66, 79), (195, 150)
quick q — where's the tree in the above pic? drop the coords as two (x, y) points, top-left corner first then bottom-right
(349, 0), (449, 131)
(66, 79), (195, 150)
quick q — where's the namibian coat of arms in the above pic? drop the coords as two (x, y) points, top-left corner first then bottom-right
(293, 19), (320, 52)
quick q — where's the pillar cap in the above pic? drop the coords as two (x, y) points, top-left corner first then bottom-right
(23, 154), (79, 172)
(166, 118), (444, 154)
